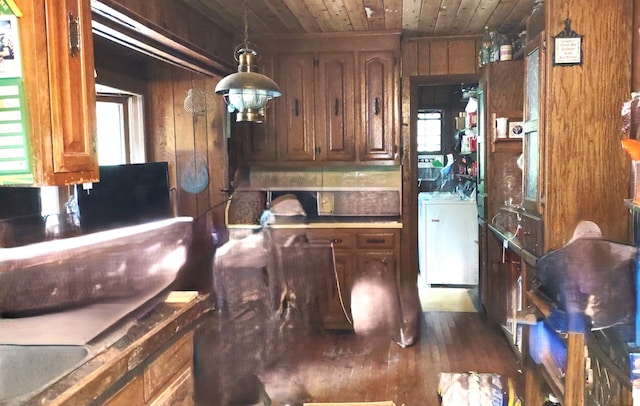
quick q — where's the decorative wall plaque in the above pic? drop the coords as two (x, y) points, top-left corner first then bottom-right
(554, 18), (582, 66)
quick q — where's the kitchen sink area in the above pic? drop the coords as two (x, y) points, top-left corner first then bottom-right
(0, 345), (89, 404)
(0, 216), (203, 405)
(0, 293), (212, 406)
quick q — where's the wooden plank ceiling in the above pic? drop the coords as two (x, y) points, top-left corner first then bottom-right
(182, 0), (537, 38)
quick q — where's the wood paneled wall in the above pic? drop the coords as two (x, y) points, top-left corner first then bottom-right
(146, 60), (229, 291)
(94, 1), (235, 291)
(542, 0), (632, 247)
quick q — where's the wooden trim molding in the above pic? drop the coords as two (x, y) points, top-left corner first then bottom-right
(91, 1), (234, 77)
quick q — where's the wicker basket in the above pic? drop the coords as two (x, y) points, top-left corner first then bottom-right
(225, 191), (267, 225)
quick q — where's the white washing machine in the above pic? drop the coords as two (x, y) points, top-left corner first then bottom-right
(418, 192), (478, 286)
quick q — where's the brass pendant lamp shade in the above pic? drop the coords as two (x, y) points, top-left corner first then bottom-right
(215, 47), (281, 123)
(215, 1), (281, 123)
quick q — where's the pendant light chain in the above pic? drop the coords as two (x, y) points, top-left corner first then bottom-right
(214, 0), (281, 123)
(243, 0), (249, 48)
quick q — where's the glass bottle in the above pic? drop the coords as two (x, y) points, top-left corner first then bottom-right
(490, 32), (501, 62)
(479, 26), (491, 66)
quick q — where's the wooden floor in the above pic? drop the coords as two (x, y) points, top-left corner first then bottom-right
(260, 311), (524, 405)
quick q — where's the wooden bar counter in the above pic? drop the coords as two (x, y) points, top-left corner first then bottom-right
(22, 293), (213, 406)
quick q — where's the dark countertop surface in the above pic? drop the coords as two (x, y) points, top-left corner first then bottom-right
(23, 293), (212, 406)
(229, 215), (403, 230)
(486, 222), (538, 266)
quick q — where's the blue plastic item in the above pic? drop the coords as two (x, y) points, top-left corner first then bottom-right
(529, 321), (567, 374)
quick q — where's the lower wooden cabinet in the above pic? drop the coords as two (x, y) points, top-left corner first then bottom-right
(104, 375), (144, 406)
(306, 228), (400, 330)
(104, 330), (195, 406)
(483, 228), (522, 349)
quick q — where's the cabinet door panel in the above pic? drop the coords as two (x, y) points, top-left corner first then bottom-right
(322, 251), (354, 329)
(104, 375), (144, 406)
(359, 51), (395, 161)
(144, 331), (193, 401)
(523, 39), (545, 215)
(276, 53), (315, 161)
(148, 366), (194, 406)
(356, 252), (396, 279)
(315, 52), (355, 161)
(47, 0), (98, 174)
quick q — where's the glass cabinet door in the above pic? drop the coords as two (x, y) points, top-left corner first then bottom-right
(477, 85), (486, 193)
(523, 38), (545, 214)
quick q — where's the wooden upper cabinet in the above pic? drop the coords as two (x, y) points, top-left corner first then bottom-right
(276, 51), (356, 162)
(244, 33), (400, 166)
(410, 37), (479, 76)
(276, 52), (316, 161)
(478, 60), (524, 221)
(15, 0), (98, 186)
(315, 52), (356, 161)
(517, 0), (631, 249)
(359, 51), (396, 162)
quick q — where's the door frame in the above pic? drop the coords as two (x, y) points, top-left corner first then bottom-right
(402, 74), (479, 289)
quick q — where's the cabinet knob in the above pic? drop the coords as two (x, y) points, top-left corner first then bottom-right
(331, 238), (343, 244)
(374, 97), (380, 115)
(294, 99), (299, 116)
(334, 98), (339, 116)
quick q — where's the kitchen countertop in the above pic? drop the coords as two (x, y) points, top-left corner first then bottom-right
(22, 293), (213, 405)
(487, 222), (538, 266)
(228, 216), (403, 230)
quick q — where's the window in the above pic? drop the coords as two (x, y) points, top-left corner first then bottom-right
(95, 84), (146, 165)
(416, 110), (442, 153)
(40, 85), (147, 232)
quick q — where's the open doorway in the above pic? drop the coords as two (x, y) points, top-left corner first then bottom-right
(409, 75), (481, 312)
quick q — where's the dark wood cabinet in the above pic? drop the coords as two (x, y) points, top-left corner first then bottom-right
(315, 52), (356, 161)
(307, 227), (400, 330)
(484, 230), (521, 328)
(519, 0), (631, 250)
(275, 51), (356, 162)
(276, 52), (316, 161)
(477, 60), (524, 222)
(243, 33), (400, 166)
(518, 1), (633, 404)
(359, 50), (397, 162)
(476, 60), (524, 333)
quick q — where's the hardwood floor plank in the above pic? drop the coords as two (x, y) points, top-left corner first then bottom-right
(254, 311), (523, 405)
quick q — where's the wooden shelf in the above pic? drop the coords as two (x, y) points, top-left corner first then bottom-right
(526, 290), (553, 318)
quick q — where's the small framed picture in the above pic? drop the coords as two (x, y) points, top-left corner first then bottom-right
(0, 15), (21, 79)
(509, 121), (524, 139)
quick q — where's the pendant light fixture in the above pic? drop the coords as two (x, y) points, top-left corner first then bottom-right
(214, 0), (281, 123)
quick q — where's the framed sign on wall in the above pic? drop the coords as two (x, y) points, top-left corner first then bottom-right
(553, 18), (583, 66)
